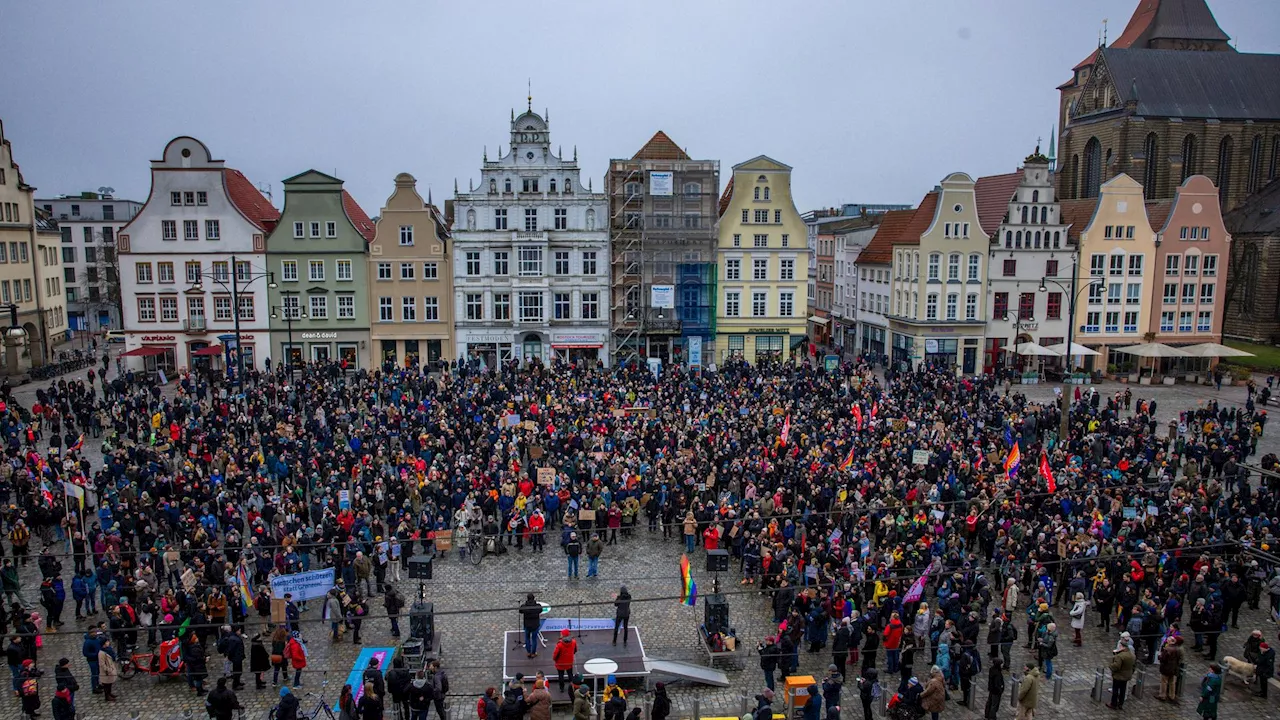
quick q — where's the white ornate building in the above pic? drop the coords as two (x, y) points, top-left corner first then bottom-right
(452, 105), (611, 367)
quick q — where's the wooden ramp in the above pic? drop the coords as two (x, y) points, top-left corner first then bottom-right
(644, 658), (732, 688)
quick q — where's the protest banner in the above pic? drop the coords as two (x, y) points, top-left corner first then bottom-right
(269, 567), (336, 601)
(537, 467), (555, 486)
(912, 450), (930, 466)
(434, 530), (453, 552)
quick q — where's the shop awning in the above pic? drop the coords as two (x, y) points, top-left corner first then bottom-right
(191, 345), (224, 357)
(808, 316), (830, 326)
(120, 346), (168, 358)
(551, 343), (602, 349)
(790, 335), (808, 349)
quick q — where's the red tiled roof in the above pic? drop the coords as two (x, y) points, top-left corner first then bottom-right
(1074, 0), (1160, 71)
(1145, 199), (1175, 234)
(718, 177), (734, 218)
(633, 131), (689, 161)
(857, 209), (917, 265)
(897, 192), (939, 246)
(1058, 199), (1100, 244)
(974, 172), (1022, 238)
(223, 169), (280, 231)
(342, 190), (376, 242)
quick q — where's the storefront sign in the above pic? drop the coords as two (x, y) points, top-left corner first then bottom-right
(141, 335), (176, 342)
(301, 332), (338, 339)
(466, 334), (510, 343)
(551, 333), (604, 347)
(925, 339), (939, 353)
(746, 328), (789, 334)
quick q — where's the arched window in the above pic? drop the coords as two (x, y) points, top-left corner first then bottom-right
(1069, 154), (1080, 199)
(549, 178), (557, 193)
(1143, 133), (1159, 199)
(683, 182), (701, 195)
(764, 187), (770, 200)
(1015, 230), (1022, 248)
(1034, 230), (1042, 248)
(1083, 138), (1102, 198)
(1020, 206), (1028, 224)
(1217, 136), (1234, 203)
(1032, 190), (1039, 203)
(1053, 231), (1061, 249)
(1005, 231), (1012, 248)
(753, 187), (760, 200)
(1247, 135), (1264, 194)
(1181, 135), (1198, 181)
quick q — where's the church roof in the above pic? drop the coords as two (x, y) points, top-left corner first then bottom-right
(974, 172), (1023, 237)
(632, 131), (689, 161)
(1072, 0), (1231, 72)
(1103, 47), (1280, 120)
(1225, 177), (1280, 236)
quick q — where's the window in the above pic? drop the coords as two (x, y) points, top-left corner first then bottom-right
(170, 192), (181, 206)
(325, 221), (337, 238)
(1184, 254), (1199, 276)
(399, 262), (414, 280)
(774, 210), (782, 223)
(1197, 311), (1212, 332)
(1163, 282), (1178, 304)
(518, 292), (543, 322)
(309, 222), (321, 238)
(415, 296), (435, 321)
(186, 296), (205, 323)
(779, 290), (794, 317)
(554, 251), (570, 275)
(518, 247), (542, 276)
(725, 291), (740, 317)
(554, 292), (571, 320)
(399, 296), (414, 321)
(308, 260), (325, 281)
(741, 209), (749, 223)
(180, 191), (194, 206)
(489, 208), (508, 232)
(138, 297), (156, 321)
(159, 297), (179, 322)
(947, 254), (960, 281)
(1160, 311), (1175, 332)
(136, 263), (153, 283)
(754, 210), (768, 223)
(782, 234), (790, 247)
(725, 259), (741, 281)
(158, 262), (174, 283)
(379, 297), (393, 321)
(1002, 258), (1016, 277)
(732, 233), (741, 248)
(1178, 311), (1193, 332)
(993, 292), (1009, 319)
(205, 220), (220, 240)
(554, 208), (567, 230)
(524, 208), (538, 232)
(1040, 259), (1058, 279)
(422, 262), (438, 280)
(751, 233), (768, 248)
(968, 254), (981, 281)
(751, 291), (767, 317)
(943, 293), (956, 320)
(780, 259), (795, 281)
(1107, 282), (1121, 304)
(926, 293), (938, 320)
(521, 178), (539, 193)
(1217, 137), (1234, 203)
(300, 295), (324, 319)
(1203, 255), (1218, 277)
(162, 220), (177, 241)
(489, 251), (507, 276)
(1200, 283), (1215, 305)
(85, 246), (97, 264)
(1165, 255), (1180, 276)
(237, 295), (255, 320)
(493, 293), (510, 320)
(376, 262), (392, 280)
(294, 222), (305, 239)
(181, 220), (197, 241)
(1090, 254), (1105, 276)
(1124, 311), (1139, 333)
(334, 294), (354, 319)
(957, 292), (973, 320)
(581, 251), (597, 275)
(1042, 291), (1060, 320)
(1106, 254), (1122, 276)
(927, 254), (940, 280)
(1128, 255), (1143, 275)
(581, 292), (599, 320)
(753, 258), (768, 280)
(1181, 283), (1196, 303)
(1105, 311), (1119, 333)
(1087, 283), (1104, 304)
(214, 296), (234, 321)
(1126, 283), (1141, 305)
(184, 261), (201, 284)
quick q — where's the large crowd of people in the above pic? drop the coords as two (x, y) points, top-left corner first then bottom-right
(0, 350), (1276, 719)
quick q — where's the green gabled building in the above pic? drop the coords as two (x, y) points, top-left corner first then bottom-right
(266, 170), (375, 368)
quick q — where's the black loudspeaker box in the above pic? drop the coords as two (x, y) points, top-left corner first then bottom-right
(704, 594), (729, 635)
(409, 601), (435, 649)
(706, 549), (730, 573)
(408, 555), (433, 580)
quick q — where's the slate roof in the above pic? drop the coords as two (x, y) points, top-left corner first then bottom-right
(342, 190), (376, 242)
(1225, 177), (1280, 235)
(857, 209), (916, 265)
(974, 172), (1022, 238)
(1103, 47), (1280, 120)
(1071, 0), (1230, 73)
(632, 131), (689, 161)
(223, 169), (280, 231)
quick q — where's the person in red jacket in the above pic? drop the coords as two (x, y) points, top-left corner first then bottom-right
(703, 524), (720, 551)
(283, 633), (307, 688)
(882, 612), (904, 674)
(528, 511), (546, 553)
(552, 629), (578, 694)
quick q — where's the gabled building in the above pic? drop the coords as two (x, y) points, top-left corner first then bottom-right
(118, 137), (279, 376)
(265, 170), (375, 368)
(452, 104), (610, 367)
(606, 132), (718, 365)
(715, 156), (809, 365)
(36, 192), (143, 333)
(369, 173), (454, 366)
(1148, 175), (1230, 350)
(853, 209), (916, 362)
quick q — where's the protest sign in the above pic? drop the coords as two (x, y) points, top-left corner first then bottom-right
(270, 567), (336, 601)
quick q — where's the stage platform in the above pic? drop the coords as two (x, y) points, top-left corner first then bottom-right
(503, 621), (647, 704)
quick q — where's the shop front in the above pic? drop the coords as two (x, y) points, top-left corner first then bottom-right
(456, 331), (515, 370)
(122, 334), (178, 379)
(890, 331), (914, 370)
(860, 324), (885, 360)
(551, 331), (608, 367)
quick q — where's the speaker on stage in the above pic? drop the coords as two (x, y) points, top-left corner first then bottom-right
(409, 601), (435, 650)
(704, 594), (729, 635)
(706, 549), (729, 573)
(408, 555), (433, 580)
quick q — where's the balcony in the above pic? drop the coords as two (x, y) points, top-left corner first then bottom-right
(183, 317), (207, 333)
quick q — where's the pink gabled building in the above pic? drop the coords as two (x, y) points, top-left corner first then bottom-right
(1148, 175), (1231, 345)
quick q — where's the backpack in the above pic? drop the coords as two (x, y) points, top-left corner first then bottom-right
(477, 696), (488, 720)
(1002, 622), (1018, 643)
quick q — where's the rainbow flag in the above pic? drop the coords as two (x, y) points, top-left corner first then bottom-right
(678, 554), (697, 607)
(838, 446), (856, 471)
(1003, 441), (1021, 480)
(235, 562), (255, 614)
(70, 434), (84, 453)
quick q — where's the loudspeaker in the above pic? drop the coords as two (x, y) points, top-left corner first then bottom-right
(704, 594), (729, 635)
(408, 555), (433, 580)
(706, 549), (730, 573)
(409, 601), (435, 650)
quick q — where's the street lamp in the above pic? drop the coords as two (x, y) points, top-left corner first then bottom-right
(189, 254), (276, 393)
(269, 304), (308, 389)
(1000, 310), (1028, 376)
(1039, 253), (1104, 444)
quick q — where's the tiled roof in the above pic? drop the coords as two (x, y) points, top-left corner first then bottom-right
(223, 169), (279, 231)
(857, 209), (917, 265)
(1145, 199), (1175, 233)
(717, 177), (734, 218)
(632, 131), (690, 161)
(1058, 199), (1099, 244)
(342, 190), (376, 242)
(1104, 47), (1280, 120)
(974, 172), (1022, 238)
(896, 192), (939, 246)
(1225, 177), (1280, 235)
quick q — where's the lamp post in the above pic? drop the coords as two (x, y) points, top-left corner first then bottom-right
(1000, 310), (1027, 377)
(269, 304), (307, 400)
(188, 254), (276, 394)
(1039, 253), (1104, 444)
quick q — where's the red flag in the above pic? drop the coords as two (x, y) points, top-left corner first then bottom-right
(779, 415), (791, 446)
(1039, 451), (1056, 493)
(871, 403), (879, 420)
(853, 404), (864, 431)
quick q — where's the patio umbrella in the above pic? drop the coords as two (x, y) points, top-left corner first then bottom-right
(1110, 343), (1190, 358)
(1000, 343), (1062, 357)
(1177, 343), (1257, 358)
(1043, 342), (1101, 357)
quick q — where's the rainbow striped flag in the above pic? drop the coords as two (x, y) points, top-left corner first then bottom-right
(235, 562), (255, 614)
(70, 434), (85, 453)
(1003, 441), (1021, 481)
(679, 554), (697, 607)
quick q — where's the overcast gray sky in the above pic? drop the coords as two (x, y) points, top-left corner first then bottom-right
(4, 0), (1277, 216)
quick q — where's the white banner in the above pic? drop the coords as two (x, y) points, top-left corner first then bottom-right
(269, 568), (336, 601)
(649, 171), (673, 196)
(650, 285), (675, 309)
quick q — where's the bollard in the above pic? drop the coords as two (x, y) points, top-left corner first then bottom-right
(1009, 675), (1021, 708)
(1134, 665), (1146, 699)
(740, 696), (750, 719)
(1175, 667), (1185, 700)
(1091, 668), (1105, 702)
(1053, 674), (1064, 704)
(645, 700), (653, 720)
(693, 697), (701, 720)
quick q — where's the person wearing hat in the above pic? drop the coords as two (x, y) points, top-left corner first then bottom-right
(552, 628), (578, 694)
(1156, 636), (1184, 702)
(1107, 635), (1136, 710)
(802, 682), (822, 720)
(276, 685), (300, 720)
(1196, 663), (1222, 719)
(53, 656), (78, 707)
(572, 682), (592, 720)
(18, 657), (42, 719)
(1069, 593), (1088, 646)
(1016, 662), (1039, 720)
(1257, 641), (1275, 698)
(821, 663), (843, 715)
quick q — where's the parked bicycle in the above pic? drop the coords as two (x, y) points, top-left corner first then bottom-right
(269, 681), (337, 720)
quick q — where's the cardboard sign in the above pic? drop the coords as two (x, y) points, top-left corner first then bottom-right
(537, 467), (555, 486)
(579, 509), (596, 522)
(434, 530), (453, 551)
(611, 409), (626, 418)
(529, 445), (544, 460)
(270, 598), (287, 624)
(912, 450), (931, 466)
(521, 421), (537, 432)
(679, 449), (695, 458)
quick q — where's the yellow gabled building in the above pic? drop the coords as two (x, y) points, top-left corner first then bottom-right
(714, 156), (809, 365)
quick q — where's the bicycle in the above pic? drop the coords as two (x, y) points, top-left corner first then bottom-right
(269, 681), (337, 720)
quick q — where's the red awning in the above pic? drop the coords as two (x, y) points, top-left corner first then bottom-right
(551, 344), (603, 349)
(120, 346), (168, 358)
(191, 345), (224, 357)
